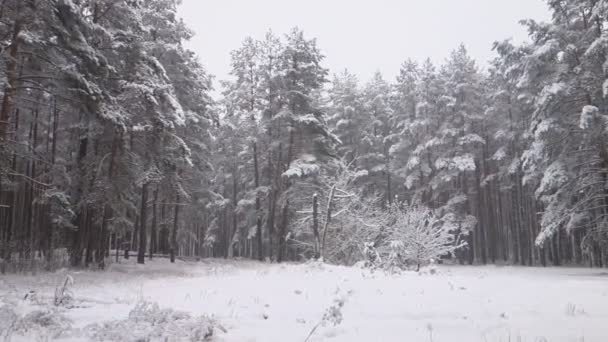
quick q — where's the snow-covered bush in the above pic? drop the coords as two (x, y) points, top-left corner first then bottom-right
(24, 290), (45, 306)
(86, 300), (219, 342)
(382, 204), (466, 271)
(288, 159), (388, 264)
(304, 288), (350, 342)
(288, 158), (469, 269)
(0, 305), (18, 339)
(362, 241), (382, 268)
(13, 309), (73, 339)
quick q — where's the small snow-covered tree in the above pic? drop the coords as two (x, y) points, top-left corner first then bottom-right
(384, 204), (467, 270)
(286, 158), (386, 264)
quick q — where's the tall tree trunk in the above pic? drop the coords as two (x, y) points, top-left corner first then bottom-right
(277, 199), (289, 263)
(320, 185), (336, 260)
(312, 193), (320, 259)
(70, 124), (90, 267)
(228, 169), (238, 258)
(0, 16), (22, 141)
(253, 142), (263, 261)
(552, 232), (561, 266)
(170, 193), (179, 263)
(267, 148), (275, 261)
(26, 110), (39, 262)
(85, 210), (97, 267)
(150, 187), (158, 259)
(137, 182), (148, 264)
(98, 133), (118, 269)
(267, 189), (275, 261)
(474, 160), (487, 264)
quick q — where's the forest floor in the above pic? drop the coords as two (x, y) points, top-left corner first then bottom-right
(0, 258), (606, 342)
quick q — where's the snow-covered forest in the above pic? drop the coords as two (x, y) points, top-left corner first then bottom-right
(1, 0), (606, 270)
(1, 0), (608, 341)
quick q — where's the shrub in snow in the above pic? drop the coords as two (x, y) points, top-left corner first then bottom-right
(287, 159), (388, 265)
(24, 290), (45, 306)
(304, 289), (350, 342)
(382, 204), (466, 271)
(0, 305), (18, 337)
(321, 295), (346, 326)
(13, 309), (73, 339)
(362, 242), (381, 268)
(86, 300), (219, 342)
(417, 259), (438, 275)
(384, 240), (407, 274)
(304, 259), (326, 271)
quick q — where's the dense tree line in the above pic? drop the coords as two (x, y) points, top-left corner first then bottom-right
(0, 0), (215, 272)
(1, 0), (608, 272)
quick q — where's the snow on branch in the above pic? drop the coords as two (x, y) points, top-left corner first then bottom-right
(283, 154), (321, 179)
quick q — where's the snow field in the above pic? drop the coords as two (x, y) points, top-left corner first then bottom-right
(1, 259), (607, 341)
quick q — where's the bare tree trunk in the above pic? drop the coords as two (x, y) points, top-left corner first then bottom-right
(124, 212), (131, 260)
(267, 189), (275, 261)
(137, 182), (148, 264)
(27, 110), (39, 263)
(98, 134), (118, 269)
(170, 193), (179, 263)
(552, 232), (561, 266)
(228, 169), (238, 258)
(474, 161), (487, 264)
(385, 147), (392, 205)
(277, 199), (289, 263)
(267, 145), (279, 261)
(312, 193), (320, 259)
(253, 142), (263, 261)
(84, 210), (94, 267)
(320, 185), (336, 260)
(0, 16), (22, 141)
(150, 187), (158, 259)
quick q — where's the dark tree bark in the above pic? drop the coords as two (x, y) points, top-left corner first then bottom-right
(0, 16), (22, 141)
(170, 193), (179, 263)
(150, 187), (158, 259)
(267, 147), (277, 261)
(253, 142), (263, 261)
(312, 193), (320, 259)
(277, 199), (289, 263)
(137, 182), (148, 264)
(320, 185), (336, 260)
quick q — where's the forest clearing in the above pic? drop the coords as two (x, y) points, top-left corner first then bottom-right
(1, 0), (608, 340)
(1, 258), (607, 342)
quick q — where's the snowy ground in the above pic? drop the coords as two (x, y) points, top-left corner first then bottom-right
(0, 259), (607, 342)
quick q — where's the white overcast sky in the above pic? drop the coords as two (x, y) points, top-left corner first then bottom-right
(178, 0), (551, 86)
